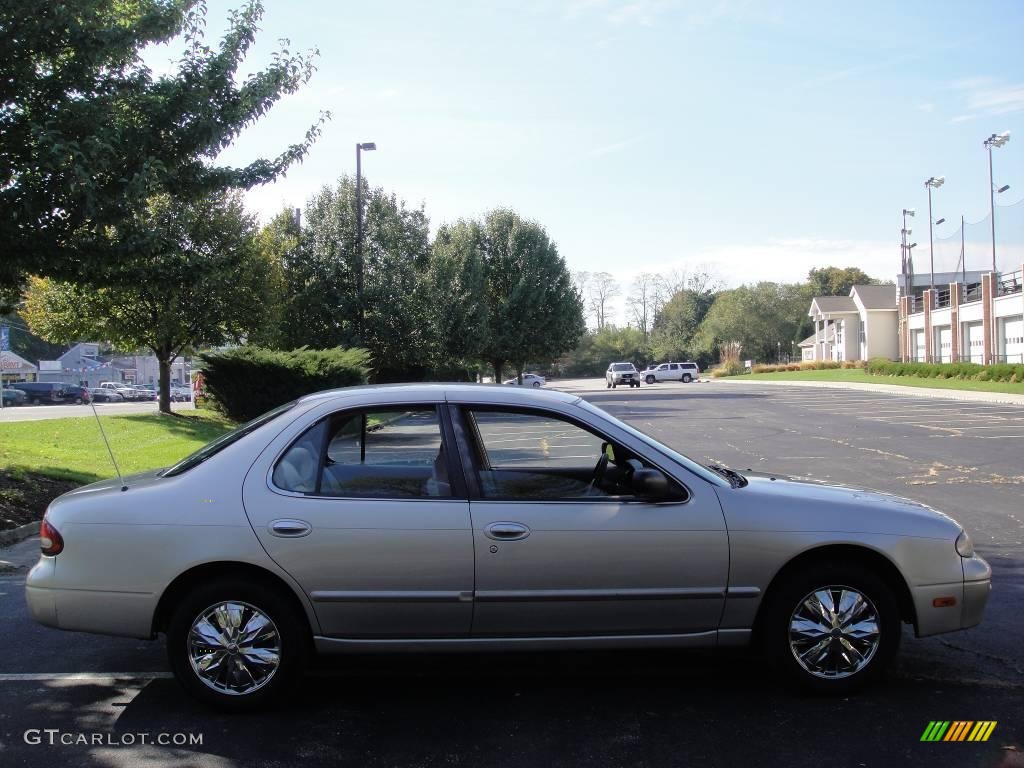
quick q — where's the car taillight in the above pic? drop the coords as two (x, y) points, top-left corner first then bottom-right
(40, 519), (64, 556)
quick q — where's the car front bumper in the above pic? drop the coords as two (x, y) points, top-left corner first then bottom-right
(911, 554), (991, 637)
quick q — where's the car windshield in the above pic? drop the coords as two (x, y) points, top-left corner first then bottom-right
(611, 363), (634, 371)
(162, 401), (297, 477)
(575, 399), (728, 487)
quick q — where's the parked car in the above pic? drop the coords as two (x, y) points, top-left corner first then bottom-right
(643, 361), (701, 384)
(58, 385), (92, 405)
(606, 362), (640, 388)
(26, 385), (990, 710)
(89, 388), (124, 403)
(1, 387), (28, 406)
(171, 386), (192, 402)
(98, 381), (136, 400)
(13, 382), (66, 405)
(131, 386), (158, 401)
(503, 373), (546, 388)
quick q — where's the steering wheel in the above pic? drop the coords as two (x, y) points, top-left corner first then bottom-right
(588, 453), (609, 493)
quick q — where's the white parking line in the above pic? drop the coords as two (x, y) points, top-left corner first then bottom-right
(0, 672), (172, 682)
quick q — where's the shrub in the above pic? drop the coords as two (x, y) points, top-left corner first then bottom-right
(864, 358), (1024, 382)
(199, 346), (372, 422)
(711, 359), (746, 377)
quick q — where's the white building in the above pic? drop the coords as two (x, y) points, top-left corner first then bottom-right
(806, 285), (899, 362)
(899, 266), (1023, 364)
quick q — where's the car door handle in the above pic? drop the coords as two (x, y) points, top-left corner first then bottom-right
(484, 522), (531, 541)
(269, 519), (312, 538)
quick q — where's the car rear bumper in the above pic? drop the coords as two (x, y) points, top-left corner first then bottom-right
(26, 557), (155, 639)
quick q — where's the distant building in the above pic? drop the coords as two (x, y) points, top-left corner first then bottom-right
(36, 343), (192, 387)
(0, 350), (39, 383)
(806, 285), (899, 362)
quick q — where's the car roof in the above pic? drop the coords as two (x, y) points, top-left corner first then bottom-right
(298, 382), (579, 407)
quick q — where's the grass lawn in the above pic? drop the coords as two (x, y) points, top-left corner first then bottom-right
(725, 368), (1024, 395)
(0, 410), (236, 484)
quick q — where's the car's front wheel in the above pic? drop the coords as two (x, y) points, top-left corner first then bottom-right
(167, 579), (308, 711)
(761, 562), (899, 693)
(645, 375), (655, 384)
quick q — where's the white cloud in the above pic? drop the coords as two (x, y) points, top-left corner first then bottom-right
(949, 76), (1024, 121)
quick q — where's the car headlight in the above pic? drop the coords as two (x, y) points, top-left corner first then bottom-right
(955, 529), (974, 558)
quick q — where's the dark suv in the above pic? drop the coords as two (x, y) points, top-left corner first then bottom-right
(14, 382), (66, 405)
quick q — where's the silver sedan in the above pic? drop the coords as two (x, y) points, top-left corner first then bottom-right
(26, 384), (991, 710)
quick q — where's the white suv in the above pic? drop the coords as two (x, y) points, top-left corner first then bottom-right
(643, 361), (700, 384)
(606, 362), (640, 388)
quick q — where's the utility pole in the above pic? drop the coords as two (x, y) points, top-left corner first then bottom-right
(983, 132), (1010, 273)
(354, 141), (377, 343)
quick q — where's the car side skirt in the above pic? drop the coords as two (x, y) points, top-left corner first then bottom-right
(313, 629), (743, 654)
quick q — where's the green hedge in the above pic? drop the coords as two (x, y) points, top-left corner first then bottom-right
(865, 358), (1024, 383)
(198, 347), (371, 422)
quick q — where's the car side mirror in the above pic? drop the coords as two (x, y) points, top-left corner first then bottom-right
(631, 468), (674, 500)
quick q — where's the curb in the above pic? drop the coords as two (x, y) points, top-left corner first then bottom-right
(0, 521), (40, 548)
(714, 378), (1024, 406)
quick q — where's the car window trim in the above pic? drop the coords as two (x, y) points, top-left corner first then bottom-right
(450, 404), (690, 505)
(267, 403), (469, 502)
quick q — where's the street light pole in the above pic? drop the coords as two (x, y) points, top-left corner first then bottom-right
(983, 132), (1010, 273)
(924, 177), (944, 291)
(355, 141), (377, 343)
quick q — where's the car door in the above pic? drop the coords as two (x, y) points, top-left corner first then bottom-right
(242, 403), (474, 639)
(451, 404), (729, 638)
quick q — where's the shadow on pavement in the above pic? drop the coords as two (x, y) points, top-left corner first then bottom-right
(5, 649), (1018, 768)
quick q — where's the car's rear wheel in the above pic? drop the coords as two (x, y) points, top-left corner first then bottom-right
(645, 375), (655, 384)
(167, 579), (307, 711)
(532, 381), (541, 388)
(682, 373), (692, 383)
(761, 562), (899, 693)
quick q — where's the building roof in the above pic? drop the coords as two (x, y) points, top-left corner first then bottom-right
(809, 296), (857, 315)
(0, 351), (39, 372)
(798, 326), (835, 347)
(850, 284), (897, 310)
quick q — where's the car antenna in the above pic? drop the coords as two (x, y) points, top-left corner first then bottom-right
(89, 398), (128, 492)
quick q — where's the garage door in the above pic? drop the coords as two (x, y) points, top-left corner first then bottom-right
(962, 321), (984, 363)
(1000, 316), (1023, 364)
(934, 326), (952, 363)
(912, 329), (926, 362)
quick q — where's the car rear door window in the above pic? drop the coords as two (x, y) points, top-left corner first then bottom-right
(274, 407), (452, 499)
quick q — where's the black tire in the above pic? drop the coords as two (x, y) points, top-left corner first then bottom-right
(645, 375), (655, 384)
(532, 381), (541, 388)
(31, 397), (41, 405)
(682, 373), (692, 383)
(760, 561), (900, 694)
(166, 578), (308, 711)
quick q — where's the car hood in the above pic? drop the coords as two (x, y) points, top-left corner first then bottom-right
(715, 471), (962, 539)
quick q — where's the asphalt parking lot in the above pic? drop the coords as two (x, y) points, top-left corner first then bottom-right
(1, 380), (1021, 767)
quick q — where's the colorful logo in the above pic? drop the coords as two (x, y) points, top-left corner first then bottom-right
(921, 721), (997, 742)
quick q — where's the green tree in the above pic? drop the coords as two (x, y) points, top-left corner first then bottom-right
(697, 282), (807, 363)
(478, 210), (585, 382)
(277, 177), (434, 378)
(22, 192), (273, 412)
(428, 220), (489, 372)
(1, 0), (325, 290)
(805, 266), (879, 298)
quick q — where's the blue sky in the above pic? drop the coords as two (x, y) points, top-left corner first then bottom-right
(148, 0), (1024, 303)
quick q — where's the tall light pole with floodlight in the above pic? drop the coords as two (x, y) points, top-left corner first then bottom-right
(901, 208), (915, 294)
(355, 141), (377, 342)
(983, 131), (1010, 272)
(924, 177), (944, 290)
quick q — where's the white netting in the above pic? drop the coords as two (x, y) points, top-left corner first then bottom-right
(930, 197), (1024, 276)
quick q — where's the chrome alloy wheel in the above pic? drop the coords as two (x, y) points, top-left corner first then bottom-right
(188, 601), (281, 695)
(788, 586), (881, 679)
